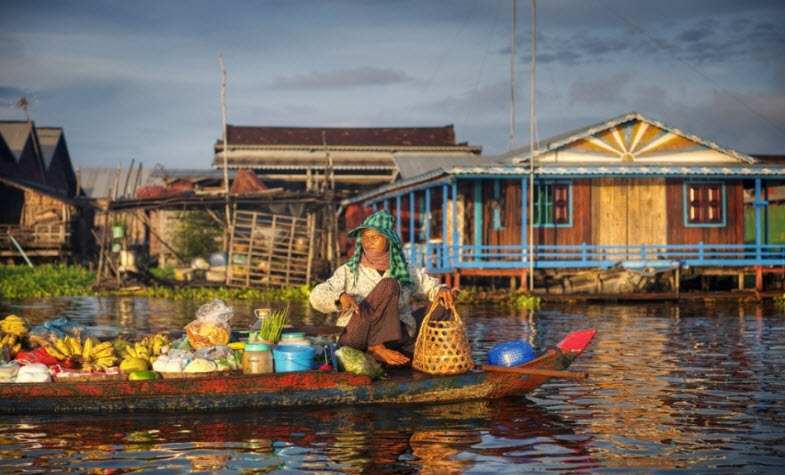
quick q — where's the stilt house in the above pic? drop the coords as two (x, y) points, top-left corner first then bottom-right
(345, 113), (785, 292)
(0, 121), (85, 261)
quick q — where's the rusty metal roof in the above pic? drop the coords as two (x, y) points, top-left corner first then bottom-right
(218, 124), (467, 148)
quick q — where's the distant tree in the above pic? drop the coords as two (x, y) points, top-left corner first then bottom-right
(173, 211), (222, 260)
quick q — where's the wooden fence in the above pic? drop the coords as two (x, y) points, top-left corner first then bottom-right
(227, 211), (316, 287)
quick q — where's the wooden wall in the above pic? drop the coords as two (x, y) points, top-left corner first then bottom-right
(666, 179), (744, 245)
(470, 179), (592, 247)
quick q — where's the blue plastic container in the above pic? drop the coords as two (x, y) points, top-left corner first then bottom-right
(487, 341), (536, 367)
(273, 345), (316, 373)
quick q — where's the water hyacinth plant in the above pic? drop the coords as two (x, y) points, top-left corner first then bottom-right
(0, 265), (95, 299)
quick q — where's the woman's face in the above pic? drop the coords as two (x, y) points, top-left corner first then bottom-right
(361, 228), (388, 253)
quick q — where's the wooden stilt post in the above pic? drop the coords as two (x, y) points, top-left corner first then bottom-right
(520, 270), (527, 291)
(755, 266), (763, 291)
(454, 269), (461, 289)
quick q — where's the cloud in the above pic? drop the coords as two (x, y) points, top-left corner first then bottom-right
(0, 86), (27, 100)
(270, 67), (414, 90)
(569, 72), (632, 105)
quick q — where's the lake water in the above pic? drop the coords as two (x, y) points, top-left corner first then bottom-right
(1, 297), (784, 473)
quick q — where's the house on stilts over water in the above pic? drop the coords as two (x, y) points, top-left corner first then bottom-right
(344, 112), (785, 294)
(0, 121), (89, 263)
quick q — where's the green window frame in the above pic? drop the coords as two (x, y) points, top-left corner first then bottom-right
(533, 182), (571, 227)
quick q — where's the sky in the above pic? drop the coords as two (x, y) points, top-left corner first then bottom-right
(1, 0), (784, 170)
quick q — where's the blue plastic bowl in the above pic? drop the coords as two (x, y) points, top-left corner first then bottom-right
(273, 345), (316, 373)
(487, 341), (536, 367)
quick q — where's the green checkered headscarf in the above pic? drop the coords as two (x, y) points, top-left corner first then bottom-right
(346, 210), (413, 287)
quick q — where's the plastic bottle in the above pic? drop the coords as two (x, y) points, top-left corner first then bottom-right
(242, 343), (274, 374)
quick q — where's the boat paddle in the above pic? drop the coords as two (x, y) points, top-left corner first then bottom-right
(481, 364), (589, 380)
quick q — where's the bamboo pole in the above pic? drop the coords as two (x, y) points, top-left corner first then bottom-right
(527, 0), (537, 292)
(219, 54), (232, 256)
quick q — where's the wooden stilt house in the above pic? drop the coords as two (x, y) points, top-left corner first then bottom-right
(344, 113), (785, 293)
(0, 122), (86, 261)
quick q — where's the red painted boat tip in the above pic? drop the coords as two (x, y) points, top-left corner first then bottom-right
(556, 328), (596, 353)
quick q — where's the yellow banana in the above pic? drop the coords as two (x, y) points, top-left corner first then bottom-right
(96, 357), (117, 368)
(82, 337), (94, 359)
(10, 343), (21, 355)
(65, 336), (81, 356)
(123, 346), (138, 359)
(94, 341), (113, 352)
(54, 338), (71, 357)
(44, 345), (67, 360)
(93, 348), (115, 359)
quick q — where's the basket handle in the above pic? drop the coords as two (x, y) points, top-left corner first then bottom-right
(415, 300), (463, 342)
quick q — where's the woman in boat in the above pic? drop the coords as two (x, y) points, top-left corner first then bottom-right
(309, 210), (454, 366)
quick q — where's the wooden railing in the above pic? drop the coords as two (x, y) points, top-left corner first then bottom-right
(0, 224), (70, 249)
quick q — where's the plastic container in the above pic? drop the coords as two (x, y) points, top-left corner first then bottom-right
(487, 341), (536, 367)
(279, 332), (310, 346)
(273, 345), (315, 373)
(243, 342), (274, 374)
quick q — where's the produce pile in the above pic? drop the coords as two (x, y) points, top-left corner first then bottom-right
(0, 300), (244, 383)
(1, 299), (388, 384)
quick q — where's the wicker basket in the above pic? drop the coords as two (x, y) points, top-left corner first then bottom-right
(412, 302), (474, 375)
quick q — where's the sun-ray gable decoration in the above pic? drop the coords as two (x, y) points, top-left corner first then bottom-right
(512, 112), (755, 166)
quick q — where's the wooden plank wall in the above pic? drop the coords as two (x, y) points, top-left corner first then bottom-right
(476, 179), (592, 247)
(666, 179), (744, 245)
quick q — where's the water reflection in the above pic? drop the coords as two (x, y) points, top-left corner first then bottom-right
(1, 297), (785, 472)
(0, 399), (588, 473)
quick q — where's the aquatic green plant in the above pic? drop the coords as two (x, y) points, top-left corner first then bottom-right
(122, 284), (312, 302)
(0, 265), (312, 302)
(148, 266), (176, 281)
(510, 293), (541, 310)
(0, 264), (95, 299)
(774, 294), (785, 308)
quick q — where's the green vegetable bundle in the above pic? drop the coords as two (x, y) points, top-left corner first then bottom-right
(335, 346), (384, 379)
(258, 308), (288, 344)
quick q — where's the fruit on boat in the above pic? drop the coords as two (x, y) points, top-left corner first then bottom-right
(0, 315), (28, 336)
(128, 370), (159, 381)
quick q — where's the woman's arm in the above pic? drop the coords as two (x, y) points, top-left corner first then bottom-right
(309, 265), (348, 314)
(411, 266), (446, 301)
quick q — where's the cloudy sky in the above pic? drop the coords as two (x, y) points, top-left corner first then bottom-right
(1, 0), (784, 169)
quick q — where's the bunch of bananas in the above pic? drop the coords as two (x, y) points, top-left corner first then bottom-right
(140, 333), (171, 357)
(45, 336), (117, 370)
(1, 315), (28, 336)
(1, 333), (22, 357)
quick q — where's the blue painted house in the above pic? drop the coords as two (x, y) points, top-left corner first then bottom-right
(343, 113), (785, 292)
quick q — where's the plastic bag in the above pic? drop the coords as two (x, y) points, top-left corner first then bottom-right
(28, 317), (86, 344)
(185, 300), (232, 349)
(16, 363), (51, 383)
(335, 347), (384, 379)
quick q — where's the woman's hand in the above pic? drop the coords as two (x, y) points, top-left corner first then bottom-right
(435, 287), (455, 309)
(338, 293), (359, 313)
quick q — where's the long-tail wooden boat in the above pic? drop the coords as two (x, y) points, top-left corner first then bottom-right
(0, 329), (595, 414)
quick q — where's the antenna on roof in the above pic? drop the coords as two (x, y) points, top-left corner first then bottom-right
(15, 97), (31, 122)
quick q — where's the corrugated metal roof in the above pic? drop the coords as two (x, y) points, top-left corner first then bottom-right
(77, 166), (154, 199)
(221, 124), (464, 147)
(392, 153), (500, 180)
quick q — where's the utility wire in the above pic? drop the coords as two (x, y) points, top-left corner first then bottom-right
(595, 0), (785, 140)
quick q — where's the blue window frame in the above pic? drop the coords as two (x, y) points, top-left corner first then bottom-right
(533, 181), (572, 227)
(683, 182), (726, 227)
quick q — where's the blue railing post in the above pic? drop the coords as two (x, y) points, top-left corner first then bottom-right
(395, 195), (402, 239)
(442, 183), (448, 271)
(452, 180), (459, 270)
(408, 191), (415, 264)
(640, 244), (645, 260)
(425, 188), (432, 267)
(754, 178), (764, 263)
(521, 177), (527, 263)
(698, 241), (704, 262)
(581, 242), (588, 264)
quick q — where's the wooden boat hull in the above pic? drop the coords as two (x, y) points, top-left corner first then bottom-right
(0, 329), (595, 414)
